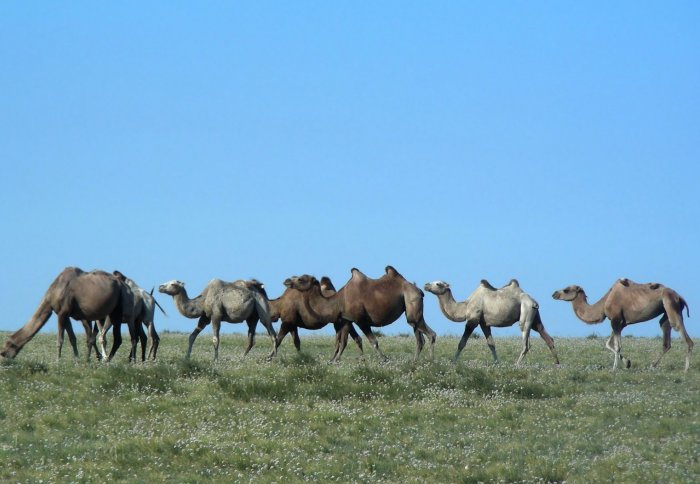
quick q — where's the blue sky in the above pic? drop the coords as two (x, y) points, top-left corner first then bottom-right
(1, 1), (698, 342)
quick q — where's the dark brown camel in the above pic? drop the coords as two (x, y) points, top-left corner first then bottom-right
(268, 275), (363, 355)
(553, 278), (693, 371)
(288, 266), (437, 362)
(1, 267), (137, 361)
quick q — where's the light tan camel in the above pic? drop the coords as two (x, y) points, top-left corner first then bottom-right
(288, 266), (436, 362)
(158, 278), (276, 360)
(0, 267), (137, 361)
(425, 279), (559, 364)
(553, 278), (693, 371)
(269, 275), (363, 355)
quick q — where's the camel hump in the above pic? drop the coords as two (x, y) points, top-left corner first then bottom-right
(480, 279), (496, 290)
(112, 270), (127, 282)
(320, 276), (336, 291)
(385, 265), (400, 277)
(350, 268), (367, 279)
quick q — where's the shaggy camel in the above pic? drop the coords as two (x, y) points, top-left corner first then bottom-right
(288, 266), (436, 362)
(552, 279), (693, 371)
(158, 278), (277, 360)
(111, 271), (165, 360)
(0, 267), (136, 361)
(269, 275), (363, 355)
(425, 279), (559, 364)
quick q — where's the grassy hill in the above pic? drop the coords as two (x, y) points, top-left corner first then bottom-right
(1, 332), (698, 482)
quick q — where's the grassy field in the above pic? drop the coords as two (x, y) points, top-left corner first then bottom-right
(0, 331), (698, 483)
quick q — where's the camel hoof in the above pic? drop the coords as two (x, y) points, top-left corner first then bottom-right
(625, 359), (631, 369)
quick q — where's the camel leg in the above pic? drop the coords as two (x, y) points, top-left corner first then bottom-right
(410, 317), (437, 361)
(64, 320), (79, 358)
(662, 292), (694, 372)
(134, 320), (148, 361)
(516, 328), (531, 366)
(93, 320), (105, 360)
(533, 319), (559, 365)
(480, 324), (498, 363)
(331, 321), (352, 363)
(211, 318), (222, 361)
(126, 321), (140, 362)
(243, 318), (257, 356)
(652, 316), (672, 368)
(259, 314), (277, 360)
(146, 322), (160, 360)
(274, 322), (292, 351)
(56, 314), (68, 359)
(405, 298), (436, 360)
(454, 320), (479, 362)
(347, 324), (364, 354)
(292, 327), (301, 351)
(107, 322), (123, 362)
(187, 316), (209, 358)
(605, 324), (629, 370)
(98, 317), (114, 361)
(356, 320), (387, 361)
(80, 320), (95, 361)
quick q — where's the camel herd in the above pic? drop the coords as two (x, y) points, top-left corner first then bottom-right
(0, 266), (694, 372)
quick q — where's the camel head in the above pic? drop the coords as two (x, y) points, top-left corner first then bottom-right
(159, 280), (186, 296)
(424, 281), (450, 295)
(552, 285), (584, 301)
(286, 274), (319, 292)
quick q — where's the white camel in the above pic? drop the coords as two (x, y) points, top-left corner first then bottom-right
(424, 279), (559, 364)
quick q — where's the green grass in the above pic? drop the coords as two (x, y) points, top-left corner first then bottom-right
(0, 332), (698, 482)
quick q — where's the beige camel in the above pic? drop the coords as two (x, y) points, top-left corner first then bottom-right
(425, 279), (559, 364)
(158, 278), (276, 360)
(552, 278), (693, 371)
(1, 267), (136, 361)
(269, 275), (363, 355)
(288, 266), (436, 362)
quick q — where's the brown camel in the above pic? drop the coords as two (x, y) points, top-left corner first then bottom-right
(552, 278), (693, 371)
(268, 275), (363, 355)
(1, 267), (137, 361)
(158, 278), (276, 360)
(424, 279), (559, 365)
(288, 266), (436, 362)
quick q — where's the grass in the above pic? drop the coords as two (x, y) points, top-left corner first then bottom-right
(0, 331), (698, 482)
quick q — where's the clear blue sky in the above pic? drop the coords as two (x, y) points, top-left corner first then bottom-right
(1, 1), (698, 341)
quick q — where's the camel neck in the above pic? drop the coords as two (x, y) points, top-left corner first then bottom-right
(571, 290), (607, 324)
(173, 289), (204, 318)
(437, 289), (467, 322)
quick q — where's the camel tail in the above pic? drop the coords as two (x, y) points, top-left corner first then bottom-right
(681, 297), (690, 318)
(153, 297), (167, 317)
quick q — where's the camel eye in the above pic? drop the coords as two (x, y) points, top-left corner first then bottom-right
(563, 289), (570, 293)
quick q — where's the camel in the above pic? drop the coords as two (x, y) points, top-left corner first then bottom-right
(552, 278), (693, 371)
(0, 267), (137, 361)
(268, 275), (363, 355)
(158, 278), (277, 360)
(111, 271), (166, 360)
(287, 266), (437, 362)
(424, 279), (559, 365)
